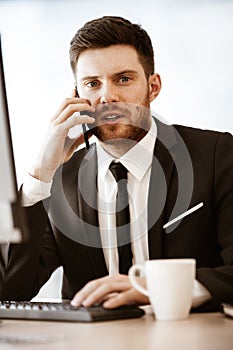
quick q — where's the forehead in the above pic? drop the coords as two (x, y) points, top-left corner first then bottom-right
(76, 44), (144, 79)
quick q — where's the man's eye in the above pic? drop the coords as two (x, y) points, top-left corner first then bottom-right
(86, 81), (98, 88)
(119, 76), (131, 83)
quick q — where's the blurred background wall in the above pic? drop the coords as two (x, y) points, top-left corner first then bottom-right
(0, 0), (232, 299)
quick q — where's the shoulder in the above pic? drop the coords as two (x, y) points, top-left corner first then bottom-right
(173, 124), (233, 153)
(154, 117), (233, 164)
(155, 116), (233, 148)
(174, 123), (232, 139)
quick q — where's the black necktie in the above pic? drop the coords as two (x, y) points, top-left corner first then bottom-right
(109, 161), (133, 274)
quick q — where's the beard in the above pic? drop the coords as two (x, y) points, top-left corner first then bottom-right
(89, 92), (151, 145)
(90, 123), (148, 146)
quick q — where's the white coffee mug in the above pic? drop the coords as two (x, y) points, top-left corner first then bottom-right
(129, 259), (196, 321)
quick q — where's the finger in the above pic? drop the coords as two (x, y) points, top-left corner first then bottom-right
(51, 97), (92, 122)
(71, 275), (125, 307)
(55, 103), (95, 125)
(62, 112), (95, 131)
(71, 275), (130, 307)
(103, 288), (149, 309)
(81, 283), (117, 307)
(71, 278), (106, 307)
(103, 290), (136, 309)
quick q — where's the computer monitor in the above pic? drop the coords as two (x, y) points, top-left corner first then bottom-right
(0, 34), (28, 243)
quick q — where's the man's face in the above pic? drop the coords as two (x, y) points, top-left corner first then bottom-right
(76, 44), (160, 144)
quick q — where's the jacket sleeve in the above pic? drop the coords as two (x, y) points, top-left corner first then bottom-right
(0, 199), (60, 300)
(196, 132), (233, 311)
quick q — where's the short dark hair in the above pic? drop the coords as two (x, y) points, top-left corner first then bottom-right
(70, 16), (155, 78)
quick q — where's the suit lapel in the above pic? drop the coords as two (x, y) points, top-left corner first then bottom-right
(76, 145), (108, 277)
(148, 119), (177, 259)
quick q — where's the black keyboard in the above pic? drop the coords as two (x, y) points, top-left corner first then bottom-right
(0, 301), (145, 322)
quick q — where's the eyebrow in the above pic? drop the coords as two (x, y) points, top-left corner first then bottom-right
(113, 70), (139, 78)
(79, 70), (139, 82)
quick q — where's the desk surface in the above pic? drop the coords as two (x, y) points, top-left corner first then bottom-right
(0, 311), (232, 350)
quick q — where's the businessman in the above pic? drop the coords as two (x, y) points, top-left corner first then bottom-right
(0, 16), (232, 312)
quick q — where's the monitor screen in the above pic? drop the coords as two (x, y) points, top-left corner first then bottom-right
(0, 34), (28, 243)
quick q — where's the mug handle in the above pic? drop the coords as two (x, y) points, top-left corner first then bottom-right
(128, 264), (149, 297)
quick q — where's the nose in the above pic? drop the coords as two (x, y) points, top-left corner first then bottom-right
(99, 82), (120, 104)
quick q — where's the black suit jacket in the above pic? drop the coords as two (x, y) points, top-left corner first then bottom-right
(1, 118), (233, 312)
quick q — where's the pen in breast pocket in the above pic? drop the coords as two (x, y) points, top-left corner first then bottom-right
(163, 202), (204, 229)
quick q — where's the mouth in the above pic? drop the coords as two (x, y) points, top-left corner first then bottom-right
(101, 113), (126, 124)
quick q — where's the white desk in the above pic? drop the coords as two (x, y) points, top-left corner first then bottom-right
(0, 312), (232, 350)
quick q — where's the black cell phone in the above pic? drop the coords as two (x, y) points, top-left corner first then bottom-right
(81, 114), (90, 150)
(74, 86), (90, 150)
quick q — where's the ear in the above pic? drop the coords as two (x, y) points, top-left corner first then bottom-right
(148, 73), (162, 102)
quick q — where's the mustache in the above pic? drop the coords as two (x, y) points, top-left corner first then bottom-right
(81, 103), (131, 119)
(96, 103), (130, 115)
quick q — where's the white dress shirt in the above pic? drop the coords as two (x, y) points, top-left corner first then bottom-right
(15, 119), (211, 307)
(96, 120), (157, 274)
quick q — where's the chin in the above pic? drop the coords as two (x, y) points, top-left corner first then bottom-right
(91, 123), (148, 143)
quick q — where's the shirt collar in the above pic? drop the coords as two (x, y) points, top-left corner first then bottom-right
(96, 118), (157, 182)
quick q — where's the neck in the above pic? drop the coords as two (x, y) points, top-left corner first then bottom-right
(99, 129), (148, 158)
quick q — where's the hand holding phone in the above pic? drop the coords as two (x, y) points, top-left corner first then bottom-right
(29, 90), (95, 182)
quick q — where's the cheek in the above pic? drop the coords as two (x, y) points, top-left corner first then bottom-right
(77, 89), (98, 105)
(89, 97), (100, 106)
(113, 90), (138, 105)
(132, 88), (150, 107)
(126, 83), (150, 103)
